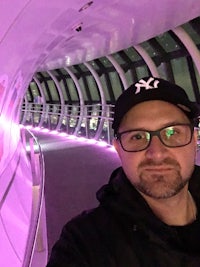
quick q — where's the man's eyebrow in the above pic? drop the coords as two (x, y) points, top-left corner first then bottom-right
(119, 121), (191, 132)
(160, 121), (191, 128)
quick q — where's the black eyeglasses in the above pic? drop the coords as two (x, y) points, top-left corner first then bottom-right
(116, 123), (194, 152)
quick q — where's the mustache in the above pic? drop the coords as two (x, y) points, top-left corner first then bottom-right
(138, 157), (180, 169)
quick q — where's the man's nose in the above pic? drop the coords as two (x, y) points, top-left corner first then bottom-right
(145, 135), (168, 160)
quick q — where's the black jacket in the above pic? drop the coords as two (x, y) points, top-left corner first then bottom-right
(47, 166), (200, 267)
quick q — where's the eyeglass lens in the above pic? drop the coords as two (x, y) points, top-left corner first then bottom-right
(118, 124), (193, 152)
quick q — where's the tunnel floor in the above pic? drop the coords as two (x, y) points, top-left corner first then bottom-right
(33, 131), (120, 256)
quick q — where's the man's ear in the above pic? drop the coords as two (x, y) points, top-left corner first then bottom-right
(112, 138), (120, 154)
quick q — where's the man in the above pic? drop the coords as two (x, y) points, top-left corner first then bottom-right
(47, 77), (200, 267)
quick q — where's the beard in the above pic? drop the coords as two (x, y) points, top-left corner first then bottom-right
(134, 157), (192, 199)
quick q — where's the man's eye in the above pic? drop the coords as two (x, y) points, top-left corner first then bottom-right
(166, 128), (175, 137)
(165, 127), (181, 139)
(130, 133), (144, 140)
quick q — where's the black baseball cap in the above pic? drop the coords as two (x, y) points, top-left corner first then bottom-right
(112, 76), (200, 134)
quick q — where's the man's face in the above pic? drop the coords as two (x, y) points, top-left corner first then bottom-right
(113, 100), (197, 199)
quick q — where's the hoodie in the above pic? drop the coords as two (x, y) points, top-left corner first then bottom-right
(47, 166), (200, 267)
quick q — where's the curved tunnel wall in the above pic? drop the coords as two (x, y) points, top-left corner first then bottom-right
(1, 2), (200, 267)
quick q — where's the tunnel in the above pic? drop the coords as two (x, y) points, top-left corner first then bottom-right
(1, 1), (200, 266)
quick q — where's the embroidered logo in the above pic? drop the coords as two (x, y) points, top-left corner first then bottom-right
(135, 77), (160, 94)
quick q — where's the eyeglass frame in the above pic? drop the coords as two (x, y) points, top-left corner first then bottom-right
(115, 123), (195, 152)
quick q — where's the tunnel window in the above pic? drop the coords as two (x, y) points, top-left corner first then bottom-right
(99, 74), (111, 102)
(29, 81), (40, 101)
(156, 32), (180, 53)
(109, 72), (123, 100)
(124, 69), (135, 87)
(140, 41), (159, 57)
(89, 60), (100, 71)
(60, 79), (68, 101)
(182, 20), (200, 45)
(124, 47), (141, 61)
(66, 78), (79, 102)
(136, 65), (149, 80)
(99, 57), (113, 68)
(77, 63), (89, 72)
(171, 57), (195, 101)
(77, 77), (88, 102)
(86, 76), (100, 102)
(40, 82), (50, 102)
(26, 88), (32, 102)
(69, 66), (79, 74)
(112, 52), (126, 65)
(194, 64), (200, 95)
(47, 80), (59, 102)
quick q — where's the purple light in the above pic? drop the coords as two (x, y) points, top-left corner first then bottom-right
(108, 145), (116, 153)
(58, 132), (67, 137)
(77, 136), (87, 142)
(34, 127), (41, 131)
(50, 130), (58, 135)
(24, 125), (32, 130)
(41, 128), (49, 133)
(24, 126), (117, 152)
(87, 139), (97, 144)
(67, 135), (77, 140)
(97, 140), (108, 147)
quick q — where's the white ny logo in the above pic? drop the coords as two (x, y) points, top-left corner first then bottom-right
(135, 77), (160, 94)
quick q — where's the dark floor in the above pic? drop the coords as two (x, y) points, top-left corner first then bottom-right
(34, 131), (121, 257)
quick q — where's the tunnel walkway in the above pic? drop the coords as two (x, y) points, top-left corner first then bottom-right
(33, 131), (120, 257)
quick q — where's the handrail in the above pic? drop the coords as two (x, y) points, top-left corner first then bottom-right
(21, 128), (46, 267)
(20, 103), (115, 145)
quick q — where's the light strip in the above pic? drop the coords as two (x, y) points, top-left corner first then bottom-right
(20, 125), (117, 152)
